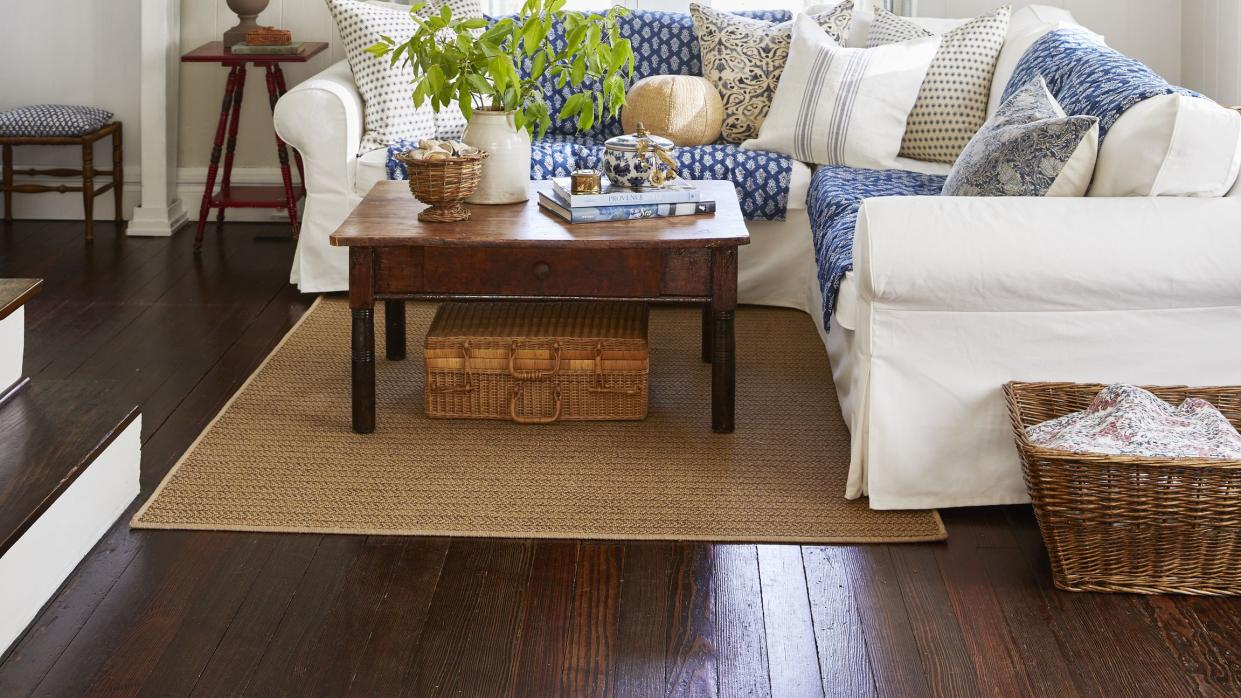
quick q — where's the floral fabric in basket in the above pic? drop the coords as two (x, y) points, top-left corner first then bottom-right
(1027, 384), (1241, 459)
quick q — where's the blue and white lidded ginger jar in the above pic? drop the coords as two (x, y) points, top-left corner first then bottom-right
(601, 123), (678, 189)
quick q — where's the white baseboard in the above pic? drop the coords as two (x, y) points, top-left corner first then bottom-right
(0, 417), (141, 655)
(4, 164), (299, 225)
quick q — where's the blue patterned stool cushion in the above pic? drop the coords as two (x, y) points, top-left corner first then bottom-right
(0, 104), (113, 137)
(808, 166), (947, 330)
(387, 138), (794, 221)
(1001, 29), (1198, 142)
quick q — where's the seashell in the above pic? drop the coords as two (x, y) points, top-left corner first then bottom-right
(424, 151), (449, 160)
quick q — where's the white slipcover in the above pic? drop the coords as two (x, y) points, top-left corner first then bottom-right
(826, 195), (1241, 509)
(274, 59), (815, 302)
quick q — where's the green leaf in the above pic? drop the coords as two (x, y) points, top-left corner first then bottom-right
(531, 51), (547, 81)
(570, 54), (586, 85)
(489, 55), (509, 94)
(439, 3), (452, 23)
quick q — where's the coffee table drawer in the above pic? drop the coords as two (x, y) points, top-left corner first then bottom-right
(422, 248), (662, 297)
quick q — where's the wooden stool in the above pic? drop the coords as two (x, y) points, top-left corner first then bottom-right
(0, 108), (123, 242)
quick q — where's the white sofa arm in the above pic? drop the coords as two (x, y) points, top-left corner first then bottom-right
(274, 59), (364, 199)
(853, 196), (1241, 313)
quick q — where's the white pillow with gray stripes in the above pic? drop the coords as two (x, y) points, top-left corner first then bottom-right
(741, 13), (939, 170)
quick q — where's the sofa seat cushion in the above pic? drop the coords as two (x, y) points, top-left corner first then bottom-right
(385, 137), (800, 221)
(1002, 29), (1196, 142)
(808, 166), (946, 330)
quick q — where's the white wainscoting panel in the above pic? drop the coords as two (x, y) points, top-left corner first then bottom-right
(179, 0), (338, 170)
(914, 0), (1183, 85)
(1183, 0), (1241, 104)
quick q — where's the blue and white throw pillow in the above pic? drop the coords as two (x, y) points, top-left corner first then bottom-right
(0, 105), (113, 137)
(943, 77), (1098, 197)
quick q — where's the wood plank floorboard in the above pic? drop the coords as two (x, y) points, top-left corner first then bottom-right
(1, 222), (1240, 696)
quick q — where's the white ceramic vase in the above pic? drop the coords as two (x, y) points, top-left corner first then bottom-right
(462, 110), (532, 204)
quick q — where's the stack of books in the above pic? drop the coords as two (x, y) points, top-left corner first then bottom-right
(538, 177), (715, 224)
(230, 42), (306, 55)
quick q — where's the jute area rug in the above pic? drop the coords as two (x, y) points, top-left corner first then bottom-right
(133, 298), (945, 543)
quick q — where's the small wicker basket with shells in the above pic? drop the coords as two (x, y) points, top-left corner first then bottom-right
(394, 140), (488, 223)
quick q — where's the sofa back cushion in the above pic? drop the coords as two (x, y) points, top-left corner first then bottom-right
(519, 8), (792, 139)
(1001, 29), (1192, 142)
(1005, 28), (1241, 197)
(865, 6), (1010, 165)
(690, 3), (852, 144)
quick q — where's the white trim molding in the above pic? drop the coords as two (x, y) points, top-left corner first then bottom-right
(131, 0), (188, 237)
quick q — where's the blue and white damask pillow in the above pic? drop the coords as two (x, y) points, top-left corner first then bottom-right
(943, 77), (1098, 197)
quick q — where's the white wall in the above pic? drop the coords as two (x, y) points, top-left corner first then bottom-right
(1182, 0), (1241, 104)
(0, 0), (142, 220)
(914, 0), (1184, 84)
(179, 0), (342, 171)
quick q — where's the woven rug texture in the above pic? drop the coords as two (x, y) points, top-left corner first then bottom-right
(132, 299), (946, 543)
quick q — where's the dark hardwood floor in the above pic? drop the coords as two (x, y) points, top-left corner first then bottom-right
(1, 220), (1239, 697)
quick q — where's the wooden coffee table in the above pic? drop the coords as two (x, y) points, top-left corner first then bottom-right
(329, 179), (750, 434)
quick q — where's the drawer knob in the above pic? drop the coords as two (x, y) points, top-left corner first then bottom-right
(533, 261), (551, 280)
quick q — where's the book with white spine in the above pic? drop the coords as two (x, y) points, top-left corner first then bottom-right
(538, 192), (716, 224)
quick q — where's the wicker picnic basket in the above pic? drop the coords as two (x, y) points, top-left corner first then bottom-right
(394, 151), (487, 223)
(425, 302), (649, 423)
(1005, 381), (1241, 595)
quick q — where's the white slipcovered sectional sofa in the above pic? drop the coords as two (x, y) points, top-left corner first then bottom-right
(274, 4), (1241, 509)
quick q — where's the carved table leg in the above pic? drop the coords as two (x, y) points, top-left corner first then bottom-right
(385, 299), (406, 361)
(218, 64), (247, 229)
(82, 137), (95, 242)
(711, 247), (737, 433)
(266, 64), (300, 239)
(2, 144), (11, 222)
(196, 65), (241, 252)
(350, 248), (376, 434)
(112, 126), (124, 227)
(701, 303), (712, 363)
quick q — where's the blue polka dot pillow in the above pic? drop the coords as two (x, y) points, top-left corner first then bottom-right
(0, 105), (113, 137)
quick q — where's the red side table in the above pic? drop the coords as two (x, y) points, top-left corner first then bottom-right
(182, 41), (328, 252)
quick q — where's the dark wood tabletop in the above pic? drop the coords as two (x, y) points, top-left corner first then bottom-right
(0, 278), (42, 322)
(330, 180), (750, 248)
(181, 41), (329, 63)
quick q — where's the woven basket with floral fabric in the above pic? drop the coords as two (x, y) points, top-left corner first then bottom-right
(1005, 381), (1241, 595)
(394, 151), (488, 223)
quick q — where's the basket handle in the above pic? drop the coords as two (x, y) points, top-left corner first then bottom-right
(509, 386), (562, 424)
(509, 340), (561, 380)
(589, 342), (640, 395)
(429, 340), (475, 394)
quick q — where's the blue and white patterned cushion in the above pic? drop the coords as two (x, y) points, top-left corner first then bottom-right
(386, 10), (798, 220)
(386, 138), (794, 221)
(512, 9), (792, 140)
(944, 77), (1098, 197)
(808, 166), (947, 330)
(0, 104), (112, 137)
(1001, 29), (1198, 142)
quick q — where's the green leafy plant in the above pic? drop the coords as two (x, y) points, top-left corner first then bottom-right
(367, 0), (635, 138)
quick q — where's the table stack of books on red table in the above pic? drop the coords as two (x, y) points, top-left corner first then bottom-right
(537, 177), (715, 224)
